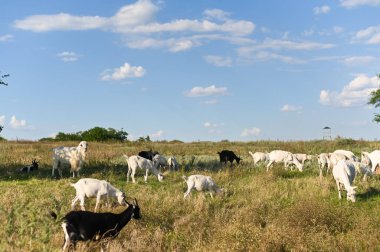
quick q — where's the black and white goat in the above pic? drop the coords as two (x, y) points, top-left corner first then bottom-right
(20, 159), (39, 173)
(50, 199), (141, 251)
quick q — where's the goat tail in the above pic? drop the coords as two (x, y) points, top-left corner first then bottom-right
(182, 175), (187, 181)
(123, 154), (129, 160)
(49, 211), (58, 220)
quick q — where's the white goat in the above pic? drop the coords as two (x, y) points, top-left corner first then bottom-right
(124, 155), (164, 183)
(349, 161), (373, 181)
(332, 160), (357, 202)
(167, 156), (179, 171)
(248, 151), (269, 166)
(266, 150), (304, 172)
(183, 175), (222, 198)
(361, 150), (380, 173)
(317, 153), (331, 177)
(52, 141), (88, 178)
(333, 149), (358, 161)
(328, 152), (347, 168)
(294, 153), (313, 164)
(71, 178), (126, 212)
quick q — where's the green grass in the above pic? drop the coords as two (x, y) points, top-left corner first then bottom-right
(0, 140), (380, 251)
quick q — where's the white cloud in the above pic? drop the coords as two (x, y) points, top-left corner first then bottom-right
(57, 51), (80, 62)
(245, 51), (305, 64)
(240, 127), (261, 137)
(101, 62), (146, 81)
(238, 38), (334, 54)
(14, 13), (108, 32)
(186, 85), (228, 97)
(204, 122), (223, 134)
(281, 104), (303, 112)
(150, 130), (164, 139)
(203, 55), (232, 67)
(13, 0), (255, 53)
(0, 115), (5, 125)
(126, 37), (201, 52)
(0, 34), (13, 42)
(13, 0), (254, 36)
(341, 0), (380, 8)
(314, 5), (331, 15)
(353, 26), (380, 44)
(9, 115), (27, 129)
(340, 56), (376, 66)
(319, 74), (379, 107)
(203, 9), (230, 21)
(13, 0), (156, 32)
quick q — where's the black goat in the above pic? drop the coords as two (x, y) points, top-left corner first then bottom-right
(50, 199), (141, 251)
(20, 159), (39, 173)
(138, 150), (159, 161)
(217, 150), (241, 166)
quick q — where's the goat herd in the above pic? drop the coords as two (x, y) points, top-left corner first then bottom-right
(18, 141), (380, 251)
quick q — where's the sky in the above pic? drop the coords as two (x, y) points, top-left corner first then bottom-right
(1, 0), (380, 142)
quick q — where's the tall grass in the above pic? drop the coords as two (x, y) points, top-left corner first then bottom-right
(0, 140), (379, 251)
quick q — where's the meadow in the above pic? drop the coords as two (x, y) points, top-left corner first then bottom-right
(0, 139), (380, 251)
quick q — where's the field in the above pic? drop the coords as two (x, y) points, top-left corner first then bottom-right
(1, 140), (380, 251)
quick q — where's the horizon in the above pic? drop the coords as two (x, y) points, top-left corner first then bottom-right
(1, 0), (380, 142)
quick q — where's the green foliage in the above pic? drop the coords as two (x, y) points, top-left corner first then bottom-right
(39, 126), (128, 142)
(368, 74), (380, 123)
(138, 135), (152, 142)
(335, 136), (356, 146)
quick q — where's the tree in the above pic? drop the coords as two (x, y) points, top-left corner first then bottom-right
(0, 72), (10, 86)
(368, 74), (380, 123)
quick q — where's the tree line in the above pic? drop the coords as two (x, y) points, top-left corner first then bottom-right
(39, 127), (128, 142)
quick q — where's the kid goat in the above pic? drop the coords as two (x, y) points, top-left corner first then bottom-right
(50, 199), (141, 252)
(70, 178), (126, 212)
(183, 174), (223, 198)
(20, 159), (39, 173)
(124, 155), (164, 183)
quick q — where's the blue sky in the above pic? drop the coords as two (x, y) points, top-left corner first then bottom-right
(1, 0), (380, 142)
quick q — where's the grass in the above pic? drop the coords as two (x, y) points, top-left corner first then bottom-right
(0, 140), (380, 251)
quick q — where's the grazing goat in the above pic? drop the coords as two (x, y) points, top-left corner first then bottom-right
(153, 154), (168, 170)
(333, 160), (357, 202)
(328, 152), (347, 168)
(167, 156), (179, 171)
(50, 199), (141, 252)
(248, 151), (269, 166)
(317, 153), (331, 177)
(20, 159), (39, 173)
(138, 150), (159, 161)
(52, 141), (88, 178)
(266, 150), (303, 172)
(350, 161), (373, 181)
(183, 175), (222, 198)
(124, 155), (163, 183)
(361, 150), (380, 173)
(333, 149), (358, 161)
(71, 178), (126, 212)
(217, 150), (241, 166)
(294, 153), (313, 164)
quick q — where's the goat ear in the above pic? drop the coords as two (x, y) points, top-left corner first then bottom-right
(133, 198), (138, 206)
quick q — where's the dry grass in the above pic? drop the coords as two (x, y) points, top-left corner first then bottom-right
(0, 140), (379, 251)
